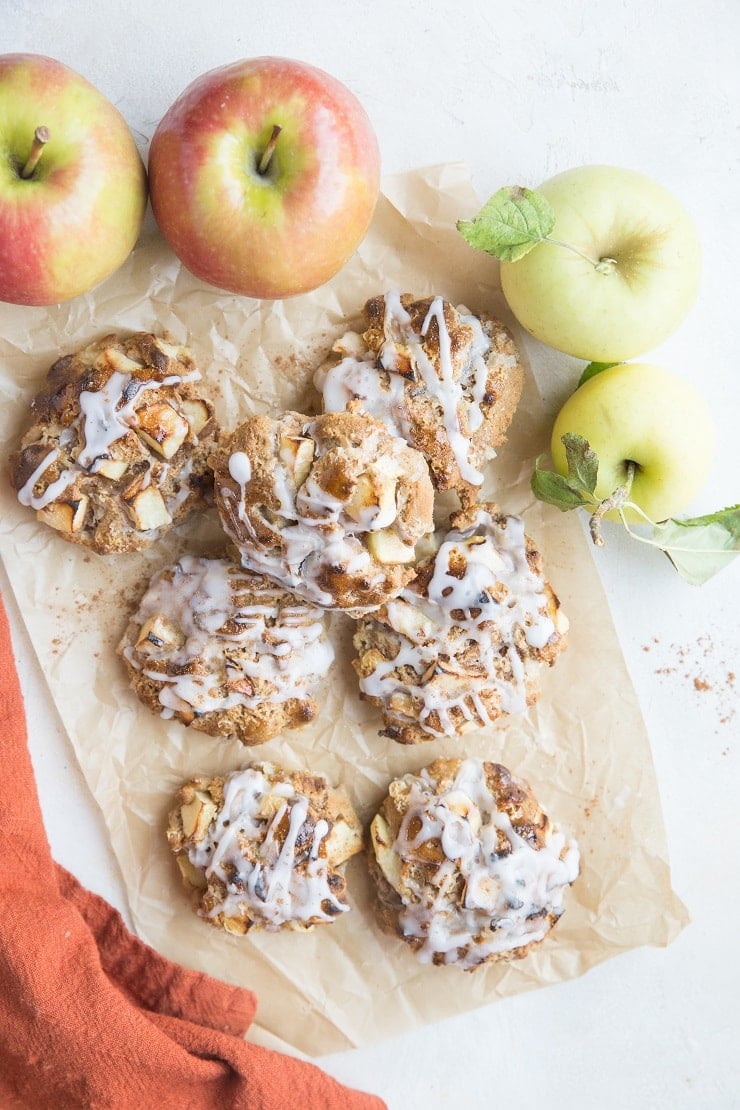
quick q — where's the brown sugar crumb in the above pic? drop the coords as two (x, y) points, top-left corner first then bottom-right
(650, 634), (738, 732)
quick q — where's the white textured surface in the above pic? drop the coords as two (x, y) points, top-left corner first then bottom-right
(3, 2), (740, 1107)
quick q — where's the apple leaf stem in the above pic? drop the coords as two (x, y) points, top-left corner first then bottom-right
(257, 125), (282, 175)
(20, 126), (51, 179)
(542, 236), (617, 274)
(532, 433), (740, 584)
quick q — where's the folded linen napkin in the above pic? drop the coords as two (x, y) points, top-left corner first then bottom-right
(0, 591), (385, 1109)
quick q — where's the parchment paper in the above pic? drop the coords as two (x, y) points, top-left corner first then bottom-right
(0, 164), (688, 1057)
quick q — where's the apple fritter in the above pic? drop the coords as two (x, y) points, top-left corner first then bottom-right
(315, 292), (523, 495)
(353, 502), (568, 742)
(8, 331), (218, 554)
(118, 554), (335, 744)
(210, 407), (434, 613)
(368, 757), (580, 969)
(167, 762), (363, 934)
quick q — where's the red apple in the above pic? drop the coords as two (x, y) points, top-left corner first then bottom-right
(0, 53), (147, 306)
(148, 57), (381, 299)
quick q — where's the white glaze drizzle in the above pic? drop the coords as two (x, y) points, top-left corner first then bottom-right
(358, 509), (557, 734)
(15, 365), (200, 511)
(228, 451), (251, 485)
(220, 416), (426, 609)
(391, 759), (579, 968)
(79, 368), (200, 466)
(123, 555), (334, 718)
(15, 448), (76, 509)
(187, 766), (348, 928)
(316, 292), (496, 485)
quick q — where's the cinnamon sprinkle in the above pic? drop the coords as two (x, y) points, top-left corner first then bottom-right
(646, 634), (738, 733)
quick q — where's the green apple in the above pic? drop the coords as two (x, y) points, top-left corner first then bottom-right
(500, 165), (701, 361)
(550, 362), (715, 522)
(148, 57), (380, 299)
(0, 53), (147, 306)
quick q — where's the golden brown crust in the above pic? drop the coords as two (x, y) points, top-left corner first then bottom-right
(8, 332), (218, 554)
(317, 293), (524, 494)
(368, 758), (579, 969)
(210, 408), (435, 612)
(117, 555), (334, 745)
(353, 503), (568, 743)
(167, 763), (364, 934)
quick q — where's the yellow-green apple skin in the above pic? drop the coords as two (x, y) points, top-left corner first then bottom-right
(148, 57), (381, 299)
(0, 53), (147, 306)
(551, 362), (715, 522)
(500, 166), (701, 362)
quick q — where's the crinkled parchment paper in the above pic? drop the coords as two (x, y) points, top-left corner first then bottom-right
(0, 164), (687, 1057)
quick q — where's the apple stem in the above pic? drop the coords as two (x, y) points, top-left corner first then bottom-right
(545, 236), (617, 274)
(20, 126), (51, 179)
(257, 125), (282, 175)
(595, 256), (618, 274)
(589, 461), (637, 546)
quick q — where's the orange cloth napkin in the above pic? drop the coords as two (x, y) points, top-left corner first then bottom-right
(0, 592), (385, 1109)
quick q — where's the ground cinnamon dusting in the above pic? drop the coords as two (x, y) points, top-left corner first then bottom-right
(646, 633), (738, 731)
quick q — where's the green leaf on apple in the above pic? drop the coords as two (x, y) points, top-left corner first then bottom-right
(654, 506), (740, 585)
(531, 434), (597, 510)
(532, 436), (740, 585)
(531, 459), (593, 509)
(676, 504), (740, 541)
(563, 433), (598, 493)
(577, 361), (619, 387)
(456, 186), (556, 263)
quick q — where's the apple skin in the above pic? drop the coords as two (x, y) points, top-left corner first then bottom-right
(148, 57), (381, 299)
(551, 362), (715, 522)
(0, 53), (147, 306)
(500, 165), (701, 362)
